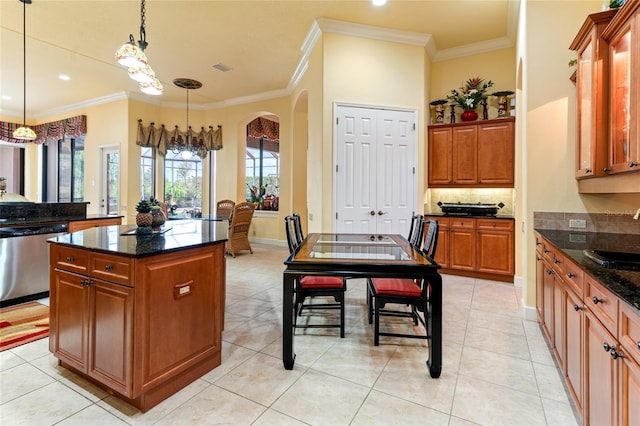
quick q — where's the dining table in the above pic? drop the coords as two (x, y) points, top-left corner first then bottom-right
(282, 233), (443, 378)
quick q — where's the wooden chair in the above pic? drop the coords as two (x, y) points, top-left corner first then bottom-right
(216, 199), (235, 220)
(367, 219), (439, 345)
(407, 214), (424, 248)
(284, 214), (346, 337)
(226, 202), (254, 257)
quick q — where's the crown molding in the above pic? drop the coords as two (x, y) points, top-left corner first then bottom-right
(32, 91), (129, 119)
(316, 18), (432, 47)
(434, 36), (514, 62)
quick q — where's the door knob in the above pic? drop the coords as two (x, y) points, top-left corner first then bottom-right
(377, 210), (386, 215)
(370, 210), (376, 216)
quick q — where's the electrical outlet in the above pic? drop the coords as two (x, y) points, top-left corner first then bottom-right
(569, 219), (586, 229)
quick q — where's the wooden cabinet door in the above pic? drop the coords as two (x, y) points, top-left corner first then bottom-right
(88, 279), (133, 397)
(541, 263), (555, 343)
(553, 276), (564, 366)
(452, 126), (477, 184)
(50, 269), (89, 372)
(584, 310), (617, 426)
(621, 354), (640, 426)
(535, 248), (545, 323)
(476, 230), (514, 275)
(477, 120), (514, 185)
(427, 127), (452, 185)
(449, 228), (475, 271)
(425, 216), (448, 268)
(564, 287), (583, 414)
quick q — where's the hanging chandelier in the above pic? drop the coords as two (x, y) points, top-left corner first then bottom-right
(171, 78), (202, 159)
(13, 0), (36, 141)
(115, 0), (162, 95)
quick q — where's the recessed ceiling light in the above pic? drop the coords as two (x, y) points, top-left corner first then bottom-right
(212, 63), (233, 72)
(58, 74), (71, 81)
(1, 95), (11, 100)
(372, 0), (387, 5)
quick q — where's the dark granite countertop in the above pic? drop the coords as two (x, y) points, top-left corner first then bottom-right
(47, 219), (228, 258)
(424, 212), (515, 220)
(535, 229), (640, 312)
(0, 214), (121, 227)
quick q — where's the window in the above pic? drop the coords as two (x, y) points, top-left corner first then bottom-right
(58, 136), (84, 202)
(164, 151), (202, 217)
(246, 137), (279, 210)
(140, 147), (155, 200)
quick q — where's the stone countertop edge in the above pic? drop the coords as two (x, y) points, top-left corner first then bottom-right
(47, 220), (229, 259)
(424, 212), (515, 219)
(0, 214), (122, 227)
(535, 228), (640, 312)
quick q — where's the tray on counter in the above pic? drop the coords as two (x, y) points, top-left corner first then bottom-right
(121, 226), (172, 236)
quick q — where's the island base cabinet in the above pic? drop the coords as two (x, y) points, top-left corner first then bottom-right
(50, 270), (133, 397)
(49, 242), (225, 412)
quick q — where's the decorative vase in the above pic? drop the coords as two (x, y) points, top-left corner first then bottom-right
(136, 212), (153, 227)
(0, 181), (6, 191)
(151, 208), (166, 230)
(461, 110), (478, 122)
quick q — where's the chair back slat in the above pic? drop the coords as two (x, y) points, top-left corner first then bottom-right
(292, 213), (304, 247)
(422, 219), (439, 259)
(408, 214), (424, 248)
(216, 199), (235, 220)
(284, 215), (299, 254)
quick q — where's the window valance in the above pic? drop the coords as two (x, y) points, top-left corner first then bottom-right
(0, 115), (87, 145)
(247, 117), (279, 141)
(136, 120), (223, 158)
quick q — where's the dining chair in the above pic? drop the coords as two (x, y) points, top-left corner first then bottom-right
(366, 219), (439, 345)
(284, 214), (346, 338)
(226, 201), (254, 257)
(216, 199), (235, 220)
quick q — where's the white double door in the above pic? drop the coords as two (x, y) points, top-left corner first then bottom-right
(335, 104), (417, 235)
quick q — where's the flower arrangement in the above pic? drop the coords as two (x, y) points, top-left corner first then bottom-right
(247, 184), (266, 203)
(447, 77), (494, 110)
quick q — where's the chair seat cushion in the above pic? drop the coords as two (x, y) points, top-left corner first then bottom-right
(371, 278), (421, 297)
(300, 275), (344, 289)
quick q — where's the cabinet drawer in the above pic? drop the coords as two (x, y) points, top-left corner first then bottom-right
(585, 275), (618, 336)
(619, 302), (640, 363)
(426, 216), (449, 230)
(476, 218), (514, 231)
(90, 254), (133, 287)
(51, 245), (90, 275)
(449, 218), (475, 229)
(563, 258), (584, 297)
(535, 233), (544, 255)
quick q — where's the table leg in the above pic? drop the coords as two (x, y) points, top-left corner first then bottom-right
(282, 272), (296, 369)
(427, 272), (442, 378)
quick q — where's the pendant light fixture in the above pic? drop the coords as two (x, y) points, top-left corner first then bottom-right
(115, 0), (162, 95)
(172, 78), (202, 159)
(13, 0), (36, 141)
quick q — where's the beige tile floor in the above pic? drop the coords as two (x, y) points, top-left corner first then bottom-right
(0, 242), (579, 425)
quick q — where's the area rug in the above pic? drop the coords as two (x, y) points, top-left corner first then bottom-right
(0, 301), (49, 352)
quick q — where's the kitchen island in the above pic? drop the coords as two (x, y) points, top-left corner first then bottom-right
(47, 220), (228, 412)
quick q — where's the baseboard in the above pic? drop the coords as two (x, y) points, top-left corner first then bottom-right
(249, 237), (287, 247)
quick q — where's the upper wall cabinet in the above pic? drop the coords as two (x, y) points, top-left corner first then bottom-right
(602, 0), (640, 175)
(427, 117), (514, 188)
(569, 9), (618, 178)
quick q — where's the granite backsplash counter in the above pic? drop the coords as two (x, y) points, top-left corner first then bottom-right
(535, 229), (640, 311)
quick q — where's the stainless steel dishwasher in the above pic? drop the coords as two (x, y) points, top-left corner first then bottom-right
(0, 222), (68, 307)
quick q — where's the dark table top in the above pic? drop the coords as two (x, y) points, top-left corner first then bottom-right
(48, 220), (229, 258)
(535, 229), (640, 311)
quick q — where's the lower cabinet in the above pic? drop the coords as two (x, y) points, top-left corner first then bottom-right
(67, 217), (122, 233)
(49, 242), (224, 411)
(535, 231), (640, 425)
(426, 216), (514, 281)
(50, 270), (133, 396)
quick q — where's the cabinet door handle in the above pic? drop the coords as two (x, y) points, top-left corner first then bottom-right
(546, 269), (554, 275)
(573, 304), (583, 311)
(592, 296), (603, 305)
(536, 256), (542, 261)
(629, 162), (638, 168)
(637, 341), (640, 350)
(603, 167), (611, 172)
(105, 265), (113, 271)
(585, 168), (592, 174)
(536, 241), (541, 246)
(610, 348), (624, 360)
(567, 272), (575, 278)
(553, 259), (561, 264)
(543, 249), (551, 254)
(603, 342), (613, 352)
(66, 256), (74, 262)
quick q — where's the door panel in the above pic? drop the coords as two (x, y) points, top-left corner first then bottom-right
(336, 105), (416, 235)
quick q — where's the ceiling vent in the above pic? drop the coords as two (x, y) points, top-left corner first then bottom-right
(212, 63), (233, 72)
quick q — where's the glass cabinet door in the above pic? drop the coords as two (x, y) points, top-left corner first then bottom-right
(577, 41), (594, 174)
(609, 30), (632, 172)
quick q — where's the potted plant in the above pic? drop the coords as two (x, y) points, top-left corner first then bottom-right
(135, 199), (153, 234)
(447, 77), (494, 121)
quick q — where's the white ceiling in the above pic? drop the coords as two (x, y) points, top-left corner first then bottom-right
(0, 0), (517, 119)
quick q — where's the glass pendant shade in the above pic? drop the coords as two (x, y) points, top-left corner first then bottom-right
(13, 126), (37, 141)
(128, 64), (155, 83)
(115, 42), (148, 69)
(139, 78), (163, 95)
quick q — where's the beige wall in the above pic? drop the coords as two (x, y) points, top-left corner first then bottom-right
(321, 33), (427, 231)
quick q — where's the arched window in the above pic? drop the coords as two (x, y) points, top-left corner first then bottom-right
(245, 116), (279, 211)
